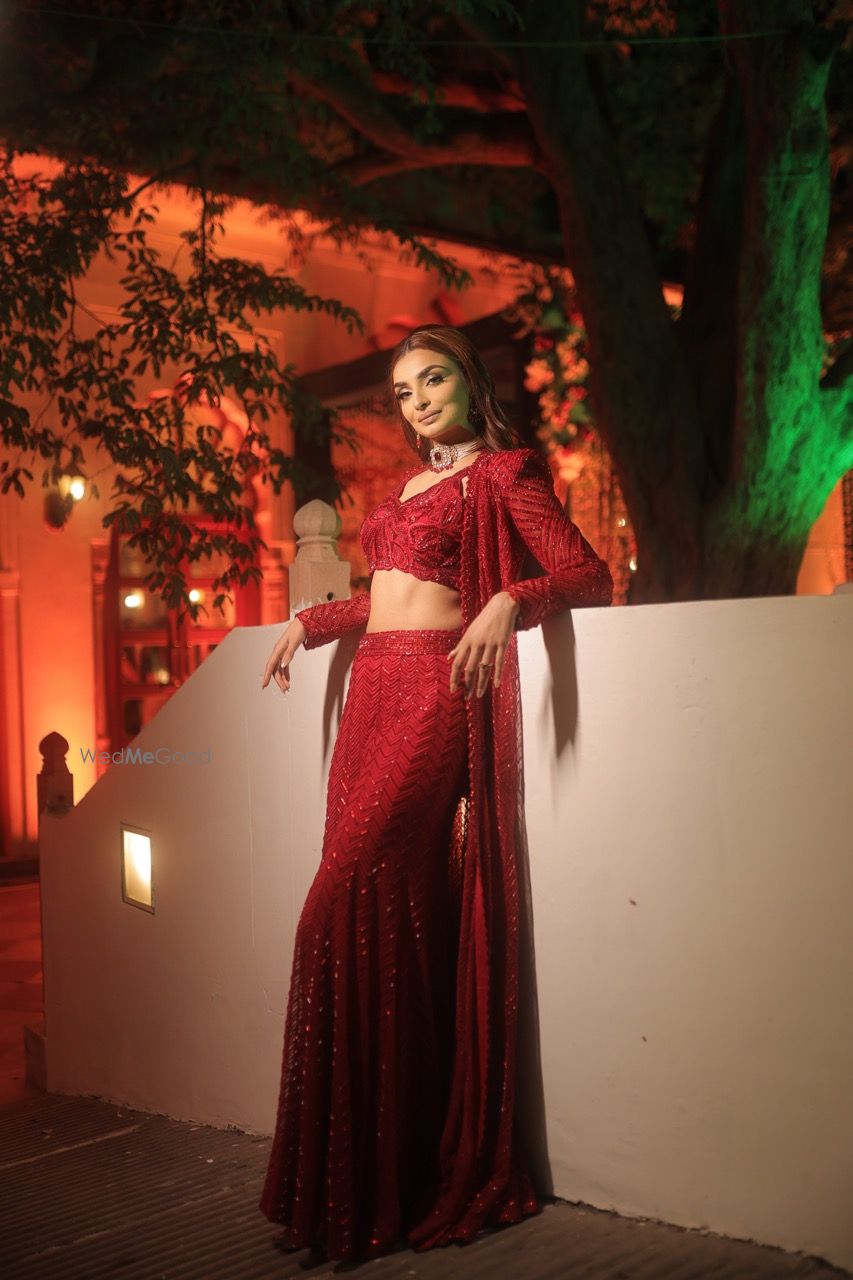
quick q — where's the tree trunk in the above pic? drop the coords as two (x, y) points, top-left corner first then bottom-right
(700, 0), (843, 596)
(519, 3), (705, 602)
(520, 1), (847, 601)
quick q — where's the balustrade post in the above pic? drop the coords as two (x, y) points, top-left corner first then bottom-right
(37, 731), (74, 819)
(288, 499), (352, 614)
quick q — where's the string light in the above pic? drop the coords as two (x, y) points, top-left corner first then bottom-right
(27, 8), (798, 49)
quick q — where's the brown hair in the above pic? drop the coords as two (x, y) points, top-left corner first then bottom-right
(387, 324), (523, 461)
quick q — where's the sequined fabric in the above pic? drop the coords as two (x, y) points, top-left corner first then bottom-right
(497, 449), (615, 628)
(296, 591), (371, 651)
(258, 628), (471, 1260)
(267, 447), (614, 1261)
(359, 465), (465, 591)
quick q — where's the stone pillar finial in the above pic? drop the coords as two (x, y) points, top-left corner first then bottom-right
(289, 499), (352, 615)
(37, 731), (74, 817)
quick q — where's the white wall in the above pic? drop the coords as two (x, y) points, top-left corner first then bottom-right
(39, 594), (853, 1270)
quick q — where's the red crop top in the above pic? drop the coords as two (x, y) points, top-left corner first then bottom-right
(360, 466), (467, 591)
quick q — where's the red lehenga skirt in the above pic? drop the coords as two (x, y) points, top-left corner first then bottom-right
(259, 627), (539, 1262)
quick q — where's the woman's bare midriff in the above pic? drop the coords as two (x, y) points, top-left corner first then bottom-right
(364, 457), (479, 634)
(365, 569), (463, 633)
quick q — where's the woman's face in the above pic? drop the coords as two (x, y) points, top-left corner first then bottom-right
(392, 348), (474, 446)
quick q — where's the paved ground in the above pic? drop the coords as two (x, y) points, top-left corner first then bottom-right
(2, 879), (849, 1280)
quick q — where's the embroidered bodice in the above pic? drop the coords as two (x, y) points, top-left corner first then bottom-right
(359, 466), (467, 592)
(294, 446), (613, 651)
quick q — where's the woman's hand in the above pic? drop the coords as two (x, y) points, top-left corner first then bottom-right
(447, 591), (520, 698)
(262, 618), (307, 694)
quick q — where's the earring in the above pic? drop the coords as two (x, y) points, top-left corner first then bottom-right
(466, 404), (485, 432)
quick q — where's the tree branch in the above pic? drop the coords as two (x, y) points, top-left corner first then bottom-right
(369, 69), (526, 114)
(288, 33), (540, 184)
(327, 114), (542, 187)
(289, 55), (539, 171)
(452, 9), (525, 78)
(288, 67), (413, 158)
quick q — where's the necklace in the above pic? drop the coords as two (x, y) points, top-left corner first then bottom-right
(428, 437), (483, 472)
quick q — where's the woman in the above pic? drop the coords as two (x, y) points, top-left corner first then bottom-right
(259, 324), (613, 1263)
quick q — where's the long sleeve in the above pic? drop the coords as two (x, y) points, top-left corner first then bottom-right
(294, 591), (372, 650)
(498, 449), (614, 630)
